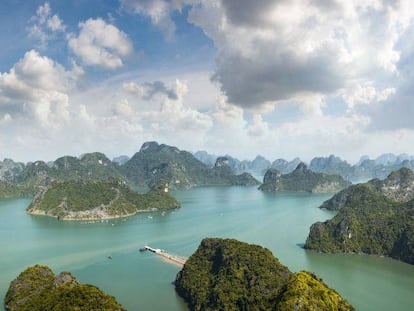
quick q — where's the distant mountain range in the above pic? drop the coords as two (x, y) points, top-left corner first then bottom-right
(2, 142), (414, 199)
(194, 151), (414, 182)
(0, 142), (260, 198)
(193, 151), (271, 176)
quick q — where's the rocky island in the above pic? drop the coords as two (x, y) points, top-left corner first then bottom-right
(259, 162), (351, 193)
(4, 265), (124, 311)
(175, 238), (354, 311)
(121, 142), (260, 189)
(305, 168), (414, 265)
(26, 179), (180, 220)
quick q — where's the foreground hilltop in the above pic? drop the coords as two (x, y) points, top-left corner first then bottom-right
(120, 142), (259, 189)
(175, 238), (354, 311)
(259, 162), (351, 193)
(305, 168), (414, 264)
(27, 179), (180, 220)
(5, 265), (124, 311)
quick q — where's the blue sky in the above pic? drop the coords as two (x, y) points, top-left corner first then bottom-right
(1, 0), (414, 163)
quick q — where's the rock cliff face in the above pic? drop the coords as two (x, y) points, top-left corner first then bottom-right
(259, 163), (351, 193)
(175, 238), (354, 311)
(214, 156), (229, 168)
(0, 159), (24, 182)
(112, 155), (130, 165)
(271, 157), (302, 174)
(26, 179), (180, 220)
(305, 168), (414, 265)
(5, 265), (124, 311)
(193, 151), (218, 167)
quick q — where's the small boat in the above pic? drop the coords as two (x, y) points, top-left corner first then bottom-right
(108, 256), (112, 260)
(139, 247), (147, 252)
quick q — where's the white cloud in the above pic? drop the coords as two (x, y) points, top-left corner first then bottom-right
(120, 0), (177, 40)
(247, 114), (270, 137)
(120, 0), (198, 40)
(0, 50), (82, 127)
(47, 14), (65, 32)
(186, 0), (414, 109)
(123, 80), (178, 100)
(343, 82), (396, 109)
(0, 113), (12, 125)
(68, 18), (133, 69)
(137, 79), (212, 131)
(113, 99), (138, 121)
(28, 2), (65, 45)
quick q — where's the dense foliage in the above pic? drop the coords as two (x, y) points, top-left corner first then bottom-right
(4, 265), (124, 311)
(259, 163), (351, 193)
(305, 182), (414, 264)
(175, 238), (354, 311)
(276, 271), (355, 311)
(27, 179), (180, 220)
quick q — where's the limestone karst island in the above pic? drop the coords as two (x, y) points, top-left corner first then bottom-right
(2, 1), (414, 311)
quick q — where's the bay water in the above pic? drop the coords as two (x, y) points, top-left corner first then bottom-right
(1, 186), (413, 310)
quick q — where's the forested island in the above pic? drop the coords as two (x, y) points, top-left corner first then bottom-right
(5, 265), (124, 311)
(175, 238), (354, 311)
(27, 179), (180, 220)
(259, 162), (351, 193)
(0, 142), (260, 200)
(305, 168), (414, 264)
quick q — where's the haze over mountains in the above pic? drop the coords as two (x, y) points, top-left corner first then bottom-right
(194, 151), (414, 182)
(2, 142), (414, 195)
(0, 142), (261, 198)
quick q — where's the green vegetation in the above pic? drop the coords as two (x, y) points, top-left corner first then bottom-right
(121, 142), (260, 190)
(0, 142), (260, 199)
(259, 163), (351, 193)
(175, 238), (354, 311)
(0, 181), (32, 198)
(4, 265), (124, 311)
(27, 179), (180, 220)
(0, 153), (125, 199)
(305, 170), (414, 265)
(276, 271), (355, 311)
(321, 167), (414, 211)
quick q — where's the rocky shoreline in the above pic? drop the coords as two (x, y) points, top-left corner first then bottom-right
(26, 206), (167, 221)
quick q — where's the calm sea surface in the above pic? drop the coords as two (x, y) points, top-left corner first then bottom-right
(1, 186), (414, 310)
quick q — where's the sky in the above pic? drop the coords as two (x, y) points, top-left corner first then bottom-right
(1, 0), (414, 164)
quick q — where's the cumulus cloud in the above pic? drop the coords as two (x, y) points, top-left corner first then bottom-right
(120, 0), (177, 40)
(343, 82), (396, 110)
(123, 80), (179, 100)
(119, 79), (213, 148)
(186, 0), (414, 109)
(68, 18), (133, 69)
(0, 50), (82, 127)
(28, 2), (66, 45)
(247, 114), (270, 137)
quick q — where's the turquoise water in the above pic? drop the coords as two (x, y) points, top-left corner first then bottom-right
(1, 186), (414, 310)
